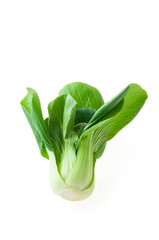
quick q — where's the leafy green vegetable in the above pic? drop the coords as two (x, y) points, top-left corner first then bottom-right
(20, 82), (148, 201)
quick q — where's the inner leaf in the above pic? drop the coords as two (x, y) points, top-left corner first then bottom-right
(75, 108), (96, 125)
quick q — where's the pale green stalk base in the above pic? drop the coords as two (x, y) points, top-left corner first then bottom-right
(61, 188), (82, 201)
(48, 151), (95, 201)
(61, 185), (94, 201)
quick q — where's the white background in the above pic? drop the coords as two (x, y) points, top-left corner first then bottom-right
(0, 1), (159, 239)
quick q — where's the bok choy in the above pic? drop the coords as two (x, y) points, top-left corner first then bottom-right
(20, 82), (148, 201)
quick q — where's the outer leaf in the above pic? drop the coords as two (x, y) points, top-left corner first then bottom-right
(81, 83), (148, 157)
(48, 94), (77, 164)
(20, 88), (51, 159)
(85, 85), (129, 130)
(59, 82), (104, 110)
(63, 95), (77, 139)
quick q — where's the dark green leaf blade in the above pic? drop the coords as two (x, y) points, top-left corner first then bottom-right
(20, 88), (51, 159)
(85, 85), (129, 130)
(59, 82), (104, 110)
(75, 108), (96, 125)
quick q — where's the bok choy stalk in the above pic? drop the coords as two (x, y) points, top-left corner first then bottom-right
(20, 82), (148, 201)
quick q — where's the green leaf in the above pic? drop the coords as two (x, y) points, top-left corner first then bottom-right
(63, 95), (77, 139)
(75, 108), (96, 125)
(85, 85), (129, 130)
(81, 83), (148, 157)
(20, 88), (51, 159)
(59, 82), (104, 110)
(48, 94), (77, 164)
